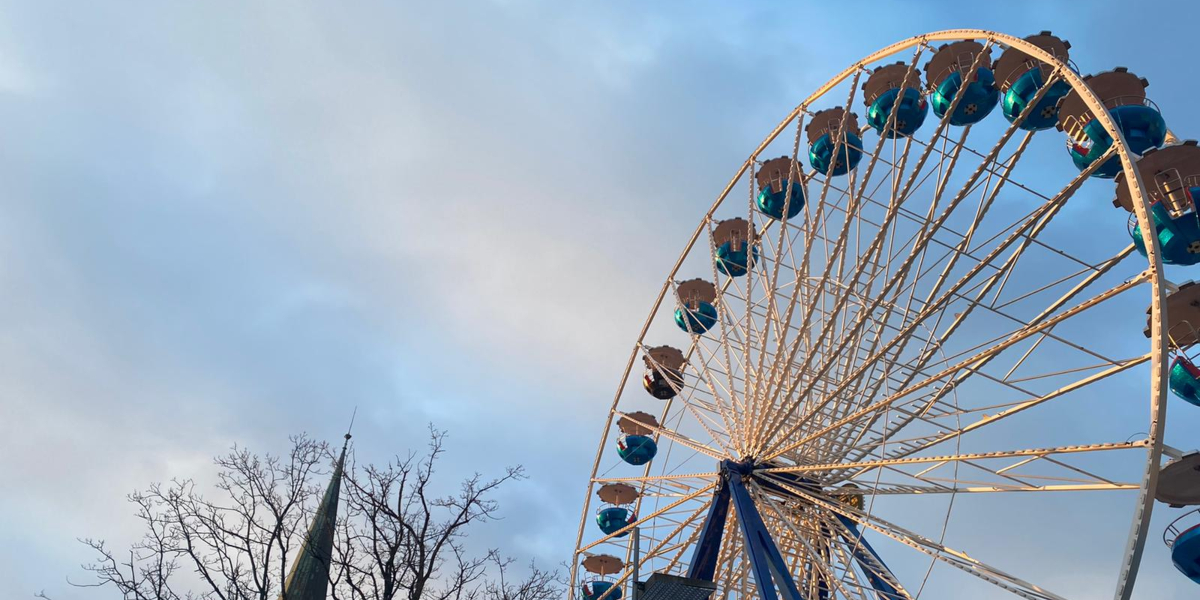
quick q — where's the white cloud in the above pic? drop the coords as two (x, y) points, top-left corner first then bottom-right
(5, 1), (1200, 598)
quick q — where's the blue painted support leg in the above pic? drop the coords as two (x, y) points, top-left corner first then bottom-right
(817, 522), (832, 600)
(686, 477), (731, 581)
(727, 468), (806, 600)
(834, 515), (901, 600)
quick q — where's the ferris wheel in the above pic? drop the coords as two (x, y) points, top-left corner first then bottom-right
(569, 29), (1200, 600)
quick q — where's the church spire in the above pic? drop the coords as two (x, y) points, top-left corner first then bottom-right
(280, 432), (350, 600)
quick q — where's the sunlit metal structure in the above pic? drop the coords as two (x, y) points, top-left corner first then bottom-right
(568, 29), (1200, 599)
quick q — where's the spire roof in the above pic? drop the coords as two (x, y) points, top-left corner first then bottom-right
(279, 434), (350, 600)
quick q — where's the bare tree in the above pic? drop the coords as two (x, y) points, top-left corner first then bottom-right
(75, 435), (328, 600)
(473, 554), (561, 600)
(331, 427), (523, 600)
(68, 427), (562, 600)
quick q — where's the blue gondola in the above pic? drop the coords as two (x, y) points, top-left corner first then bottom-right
(1117, 144), (1200, 262)
(1174, 525), (1200, 584)
(581, 581), (622, 600)
(642, 346), (686, 400)
(1069, 105), (1166, 178)
(617, 434), (657, 466)
(596, 506), (636, 537)
(806, 107), (863, 177)
(643, 367), (683, 399)
(674, 302), (717, 334)
(862, 62), (928, 138)
(757, 183), (805, 220)
(1002, 68), (1070, 131)
(994, 32), (1072, 131)
(930, 68), (999, 126)
(809, 131), (863, 176)
(926, 41), (998, 127)
(1130, 202), (1200, 266)
(756, 156), (806, 220)
(712, 219), (757, 278)
(674, 279), (719, 335)
(1057, 68), (1166, 179)
(1169, 356), (1200, 407)
(866, 87), (927, 138)
(715, 241), (759, 277)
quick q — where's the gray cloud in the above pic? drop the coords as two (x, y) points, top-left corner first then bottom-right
(4, 1), (1200, 597)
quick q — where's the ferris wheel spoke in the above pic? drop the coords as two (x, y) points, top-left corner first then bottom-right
(689, 326), (749, 403)
(898, 282), (1130, 377)
(819, 510), (915, 600)
(787, 522), (867, 600)
(747, 242), (803, 417)
(788, 124), (1031, 443)
(743, 167), (800, 440)
(753, 78), (903, 446)
(990, 261), (1122, 317)
(763, 175), (960, 448)
(732, 285), (774, 425)
(688, 339), (740, 404)
(639, 498), (714, 566)
(738, 170), (763, 414)
(848, 482), (1141, 496)
(853, 104), (976, 302)
(752, 216), (815, 450)
(756, 84), (1014, 453)
(682, 388), (744, 433)
(878, 282), (1146, 424)
(831, 110), (1039, 374)
(577, 482), (716, 555)
(593, 472), (720, 487)
(665, 360), (742, 446)
(837, 242), (1136, 466)
(811, 68), (866, 276)
(688, 336), (752, 448)
(897, 72), (1066, 272)
(765, 270), (1150, 464)
(888, 133), (1034, 348)
(813, 169), (1025, 303)
(752, 180), (873, 455)
(823, 327), (934, 463)
(613, 410), (730, 462)
(872, 362), (1151, 465)
(708, 233), (760, 412)
(642, 345), (745, 453)
(779, 481), (1068, 600)
(762, 151), (1128, 462)
(848, 45), (926, 246)
(757, 486), (899, 600)
(745, 164), (826, 423)
(834, 350), (1150, 473)
(819, 443), (1143, 496)
(683, 401), (742, 458)
(680, 277), (749, 427)
(853, 352), (1146, 475)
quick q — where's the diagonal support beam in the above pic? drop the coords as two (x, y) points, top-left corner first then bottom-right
(686, 476), (732, 582)
(727, 464), (806, 600)
(833, 515), (903, 600)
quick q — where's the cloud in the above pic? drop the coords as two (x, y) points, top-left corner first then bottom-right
(4, 1), (1200, 598)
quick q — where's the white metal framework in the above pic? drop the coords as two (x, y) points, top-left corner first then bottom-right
(571, 30), (1171, 600)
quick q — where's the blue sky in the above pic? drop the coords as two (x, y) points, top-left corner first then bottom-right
(4, 1), (1200, 598)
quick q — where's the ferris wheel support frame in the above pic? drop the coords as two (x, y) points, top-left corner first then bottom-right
(570, 29), (1168, 600)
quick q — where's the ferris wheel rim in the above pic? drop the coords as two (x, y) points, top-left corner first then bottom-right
(570, 28), (1170, 600)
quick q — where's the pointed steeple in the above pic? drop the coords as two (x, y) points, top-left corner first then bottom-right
(280, 433), (350, 600)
